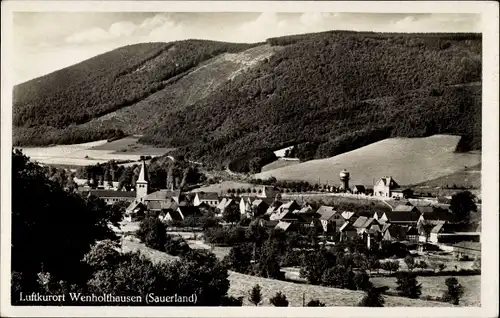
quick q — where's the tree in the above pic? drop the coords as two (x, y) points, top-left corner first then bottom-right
(248, 284), (263, 306)
(404, 255), (416, 272)
(306, 299), (326, 307)
(269, 292), (289, 307)
(442, 277), (464, 305)
(354, 272), (373, 291)
(11, 150), (118, 298)
(223, 243), (252, 273)
(223, 204), (241, 224)
(395, 272), (422, 299)
(358, 286), (389, 307)
(381, 260), (400, 275)
(450, 191), (477, 223)
(136, 217), (167, 251)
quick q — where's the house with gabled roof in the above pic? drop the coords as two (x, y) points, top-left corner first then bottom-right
(339, 222), (357, 242)
(372, 211), (388, 223)
(352, 185), (366, 195)
(341, 211), (355, 220)
(277, 200), (300, 213)
(374, 176), (400, 197)
(193, 192), (219, 207)
(316, 206), (345, 233)
(251, 199), (270, 217)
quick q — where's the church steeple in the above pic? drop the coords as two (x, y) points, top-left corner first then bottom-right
(136, 160), (149, 201)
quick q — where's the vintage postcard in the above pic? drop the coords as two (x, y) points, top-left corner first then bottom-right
(1, 1), (498, 317)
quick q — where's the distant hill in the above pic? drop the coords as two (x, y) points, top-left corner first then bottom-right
(14, 31), (482, 171)
(414, 163), (481, 189)
(255, 135), (481, 186)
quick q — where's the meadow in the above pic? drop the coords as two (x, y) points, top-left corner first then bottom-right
(256, 135), (481, 186)
(371, 275), (480, 307)
(17, 137), (171, 166)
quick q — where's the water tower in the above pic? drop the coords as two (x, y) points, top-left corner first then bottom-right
(339, 169), (350, 192)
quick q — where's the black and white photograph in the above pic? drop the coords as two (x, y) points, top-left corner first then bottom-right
(1, 1), (498, 317)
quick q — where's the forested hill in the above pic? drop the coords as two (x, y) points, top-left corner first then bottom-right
(14, 31), (482, 171)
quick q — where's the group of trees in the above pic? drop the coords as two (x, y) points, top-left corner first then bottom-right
(14, 32), (481, 172)
(14, 40), (255, 146)
(75, 155), (206, 191)
(142, 31), (481, 170)
(11, 150), (241, 306)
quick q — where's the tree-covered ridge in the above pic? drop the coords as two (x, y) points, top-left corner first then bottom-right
(141, 32), (481, 167)
(13, 40), (256, 137)
(13, 31), (482, 170)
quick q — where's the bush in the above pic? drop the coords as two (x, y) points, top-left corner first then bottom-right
(358, 286), (388, 307)
(395, 272), (422, 299)
(136, 217), (167, 251)
(248, 284), (263, 306)
(164, 235), (191, 256)
(442, 277), (464, 305)
(269, 292), (289, 307)
(204, 226), (247, 246)
(306, 299), (326, 307)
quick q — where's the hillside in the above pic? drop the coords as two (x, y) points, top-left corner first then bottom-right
(255, 135), (481, 186)
(14, 32), (482, 171)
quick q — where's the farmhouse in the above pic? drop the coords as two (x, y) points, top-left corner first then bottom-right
(373, 176), (412, 198)
(217, 198), (239, 216)
(316, 206), (344, 232)
(251, 199), (270, 217)
(193, 192), (219, 207)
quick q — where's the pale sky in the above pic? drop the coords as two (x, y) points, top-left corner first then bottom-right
(13, 12), (481, 85)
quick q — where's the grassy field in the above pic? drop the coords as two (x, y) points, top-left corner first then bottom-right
(371, 275), (480, 307)
(414, 163), (481, 189)
(227, 271), (453, 307)
(255, 135), (481, 186)
(261, 158), (301, 172)
(89, 136), (174, 155)
(18, 137), (171, 166)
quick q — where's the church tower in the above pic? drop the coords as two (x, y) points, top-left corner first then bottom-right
(136, 160), (149, 202)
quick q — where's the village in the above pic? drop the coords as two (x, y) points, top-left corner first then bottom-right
(77, 160), (481, 263)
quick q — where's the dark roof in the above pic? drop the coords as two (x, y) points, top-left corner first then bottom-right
(167, 209), (184, 221)
(392, 188), (413, 193)
(88, 190), (136, 198)
(384, 225), (406, 240)
(177, 206), (201, 218)
(378, 176), (399, 188)
(353, 185), (366, 191)
(385, 211), (421, 222)
(196, 192), (219, 201)
(147, 200), (178, 211)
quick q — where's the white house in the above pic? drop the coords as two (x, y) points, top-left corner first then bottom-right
(193, 192), (219, 207)
(373, 176), (400, 197)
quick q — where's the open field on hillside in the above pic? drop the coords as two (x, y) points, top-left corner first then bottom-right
(227, 271), (453, 307)
(17, 138), (171, 166)
(261, 158), (301, 172)
(415, 163), (481, 189)
(256, 135), (481, 186)
(89, 136), (174, 155)
(371, 275), (480, 307)
(192, 181), (258, 194)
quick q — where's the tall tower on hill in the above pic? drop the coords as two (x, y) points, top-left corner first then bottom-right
(339, 169), (350, 192)
(136, 160), (149, 202)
